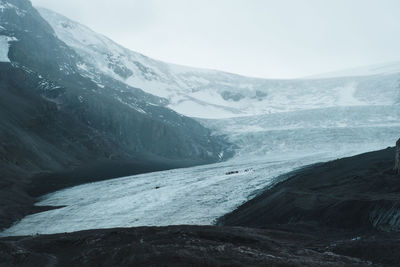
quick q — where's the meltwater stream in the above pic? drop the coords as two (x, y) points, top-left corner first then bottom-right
(2, 105), (400, 236)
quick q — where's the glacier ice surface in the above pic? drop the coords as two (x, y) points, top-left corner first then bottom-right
(2, 105), (400, 236)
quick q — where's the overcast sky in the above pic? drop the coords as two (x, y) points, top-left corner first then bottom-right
(31, 0), (400, 79)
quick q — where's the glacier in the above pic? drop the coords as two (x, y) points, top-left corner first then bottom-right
(1, 6), (400, 236)
(2, 104), (400, 236)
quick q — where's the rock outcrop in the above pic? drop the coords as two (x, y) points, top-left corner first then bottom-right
(394, 138), (400, 174)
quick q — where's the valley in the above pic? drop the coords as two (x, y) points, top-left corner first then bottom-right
(2, 104), (399, 236)
(1, 1), (400, 266)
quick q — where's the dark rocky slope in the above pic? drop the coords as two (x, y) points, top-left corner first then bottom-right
(1, 147), (400, 266)
(2, 225), (400, 267)
(0, 0), (231, 230)
(219, 147), (400, 233)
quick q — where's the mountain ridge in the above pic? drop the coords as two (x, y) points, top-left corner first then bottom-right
(37, 7), (400, 119)
(305, 60), (400, 79)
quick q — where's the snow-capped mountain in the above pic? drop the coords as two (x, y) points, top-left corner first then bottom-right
(0, 0), (230, 187)
(38, 7), (400, 119)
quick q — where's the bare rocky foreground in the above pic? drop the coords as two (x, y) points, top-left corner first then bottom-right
(1, 225), (399, 267)
(1, 147), (400, 266)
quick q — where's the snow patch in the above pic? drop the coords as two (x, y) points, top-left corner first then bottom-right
(0, 35), (17, 62)
(336, 83), (364, 106)
(0, 1), (26, 16)
(0, 1), (13, 12)
(76, 62), (88, 71)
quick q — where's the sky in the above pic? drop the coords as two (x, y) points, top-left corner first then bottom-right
(31, 0), (400, 79)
